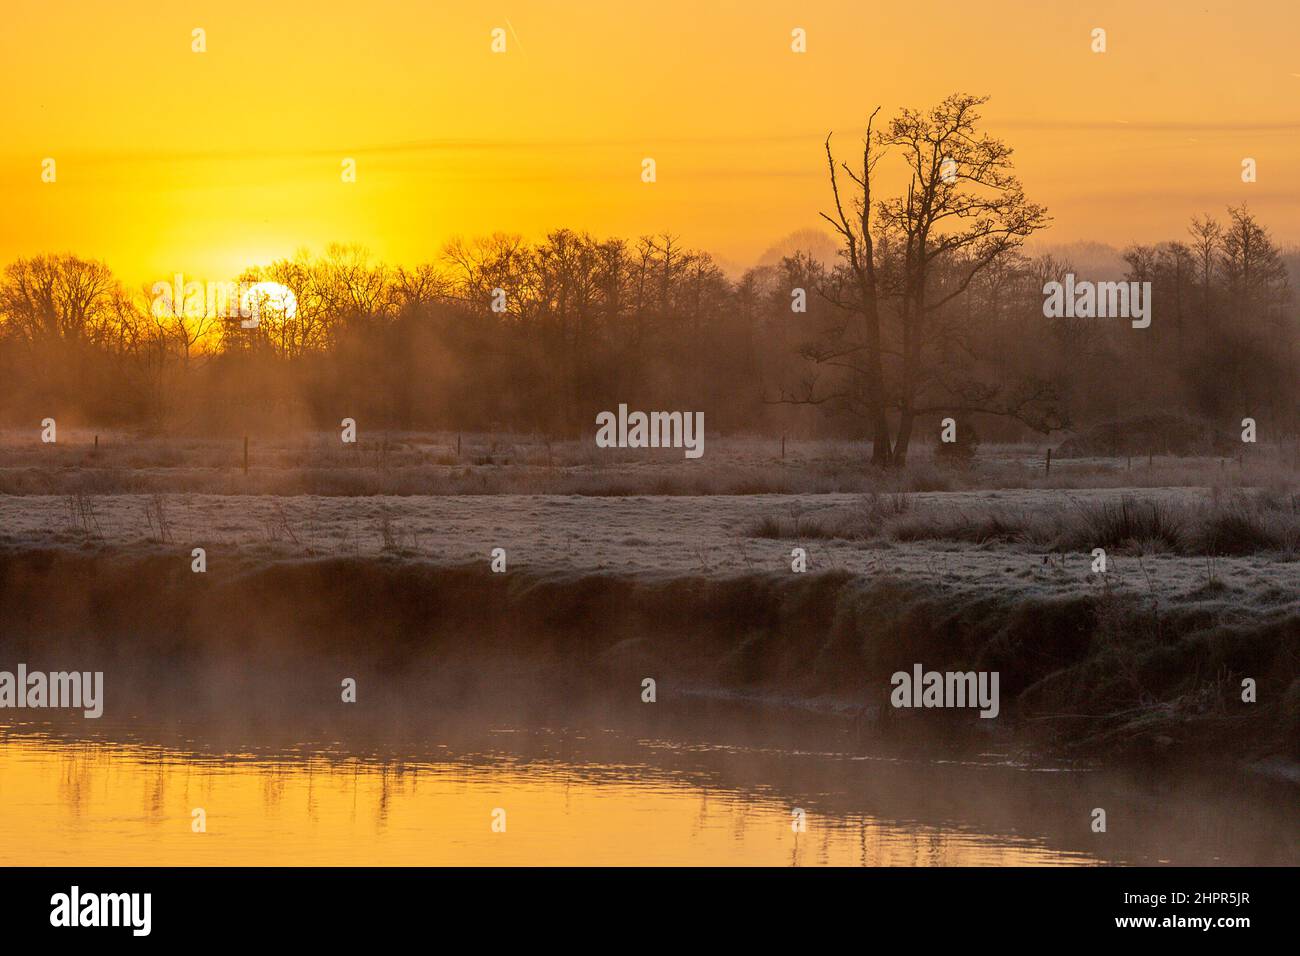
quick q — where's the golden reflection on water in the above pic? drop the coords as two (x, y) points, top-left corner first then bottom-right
(0, 735), (1094, 866)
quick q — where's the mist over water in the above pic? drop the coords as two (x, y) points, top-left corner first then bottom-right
(0, 531), (1295, 866)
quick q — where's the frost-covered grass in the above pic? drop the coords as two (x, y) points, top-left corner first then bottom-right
(750, 488), (1300, 558)
(0, 489), (1294, 613)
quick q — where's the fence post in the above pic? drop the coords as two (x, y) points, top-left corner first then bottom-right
(1045, 447), (1051, 475)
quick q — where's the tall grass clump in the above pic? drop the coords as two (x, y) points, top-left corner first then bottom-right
(1196, 491), (1300, 556)
(1058, 496), (1186, 552)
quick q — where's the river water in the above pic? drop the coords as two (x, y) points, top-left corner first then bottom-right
(0, 705), (1291, 866)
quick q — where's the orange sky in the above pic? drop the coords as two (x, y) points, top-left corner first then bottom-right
(1, 0), (1297, 284)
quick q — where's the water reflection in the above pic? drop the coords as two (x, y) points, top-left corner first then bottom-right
(0, 717), (1291, 866)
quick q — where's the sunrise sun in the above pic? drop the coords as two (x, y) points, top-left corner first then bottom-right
(241, 281), (298, 319)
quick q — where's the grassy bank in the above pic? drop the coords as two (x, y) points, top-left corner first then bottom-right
(0, 545), (1293, 772)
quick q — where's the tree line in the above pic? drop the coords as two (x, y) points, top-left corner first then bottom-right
(0, 94), (1293, 453)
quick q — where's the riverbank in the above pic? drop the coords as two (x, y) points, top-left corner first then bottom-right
(1, 537), (1293, 774)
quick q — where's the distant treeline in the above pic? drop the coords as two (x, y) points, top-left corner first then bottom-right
(0, 214), (1294, 442)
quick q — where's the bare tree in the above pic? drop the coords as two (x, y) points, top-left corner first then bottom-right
(810, 107), (893, 464)
(789, 94), (1058, 466)
(1188, 214), (1223, 330)
(0, 254), (120, 347)
(1219, 204), (1289, 321)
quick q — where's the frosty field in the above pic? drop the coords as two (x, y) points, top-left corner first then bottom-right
(1, 487), (1295, 608)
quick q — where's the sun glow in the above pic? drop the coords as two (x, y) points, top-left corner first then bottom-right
(241, 282), (298, 320)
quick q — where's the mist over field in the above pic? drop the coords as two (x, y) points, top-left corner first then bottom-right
(2, 208), (1296, 443)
